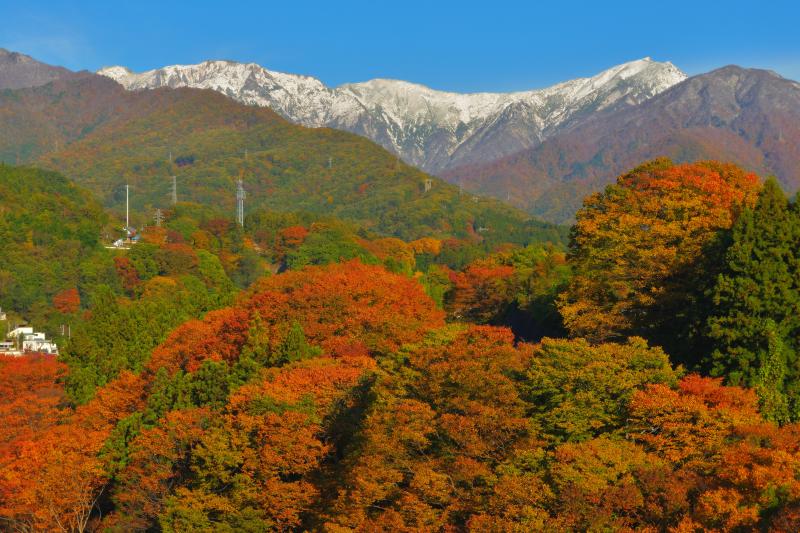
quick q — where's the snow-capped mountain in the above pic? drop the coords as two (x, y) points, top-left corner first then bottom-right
(99, 58), (686, 173)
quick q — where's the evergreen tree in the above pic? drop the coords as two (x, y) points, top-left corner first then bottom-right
(706, 178), (800, 395)
(189, 360), (230, 409)
(227, 351), (261, 389)
(240, 312), (272, 365)
(275, 321), (320, 365)
(143, 368), (192, 425)
(756, 320), (791, 424)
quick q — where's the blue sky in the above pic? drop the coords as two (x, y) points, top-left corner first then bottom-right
(2, 0), (798, 92)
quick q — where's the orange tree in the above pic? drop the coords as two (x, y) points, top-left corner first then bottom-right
(0, 360), (144, 532)
(558, 158), (760, 363)
(322, 325), (532, 531)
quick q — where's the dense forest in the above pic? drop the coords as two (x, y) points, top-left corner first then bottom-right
(3, 157), (800, 531)
(0, 163), (559, 400)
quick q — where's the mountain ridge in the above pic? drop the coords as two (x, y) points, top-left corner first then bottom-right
(443, 65), (800, 223)
(98, 57), (686, 172)
(0, 48), (76, 90)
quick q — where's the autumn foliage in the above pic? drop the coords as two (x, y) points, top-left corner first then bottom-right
(4, 255), (800, 531)
(0, 357), (144, 532)
(53, 287), (81, 314)
(147, 260), (444, 376)
(559, 159), (760, 357)
(4, 158), (800, 531)
(113, 256), (141, 295)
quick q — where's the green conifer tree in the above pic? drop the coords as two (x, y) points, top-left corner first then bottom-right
(756, 320), (791, 424)
(228, 351), (261, 389)
(706, 178), (800, 396)
(143, 367), (192, 425)
(276, 321), (320, 365)
(240, 312), (272, 365)
(189, 360), (231, 409)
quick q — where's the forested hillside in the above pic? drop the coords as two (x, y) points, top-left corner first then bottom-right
(0, 162), (560, 401)
(4, 158), (800, 530)
(0, 164), (110, 324)
(0, 74), (565, 244)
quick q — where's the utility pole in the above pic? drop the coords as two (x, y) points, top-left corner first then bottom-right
(236, 179), (246, 227)
(125, 184), (130, 236)
(168, 149), (177, 205)
(237, 156), (246, 227)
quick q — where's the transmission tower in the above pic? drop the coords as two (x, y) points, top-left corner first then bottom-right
(154, 208), (164, 227)
(171, 175), (177, 205)
(236, 178), (246, 227)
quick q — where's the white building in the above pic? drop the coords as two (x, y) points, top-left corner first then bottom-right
(0, 340), (19, 356)
(2, 326), (59, 356)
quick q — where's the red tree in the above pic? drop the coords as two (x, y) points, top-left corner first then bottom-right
(113, 256), (141, 295)
(53, 287), (81, 314)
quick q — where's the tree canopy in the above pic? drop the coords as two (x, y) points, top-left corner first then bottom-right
(558, 159), (760, 361)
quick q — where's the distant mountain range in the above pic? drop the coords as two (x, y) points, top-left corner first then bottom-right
(3, 48), (800, 225)
(444, 66), (800, 223)
(98, 58), (686, 173)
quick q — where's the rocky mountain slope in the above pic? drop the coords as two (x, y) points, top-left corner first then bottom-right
(0, 48), (75, 90)
(98, 58), (686, 172)
(443, 66), (800, 223)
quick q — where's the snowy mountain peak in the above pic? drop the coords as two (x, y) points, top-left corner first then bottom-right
(98, 57), (686, 172)
(97, 65), (132, 80)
